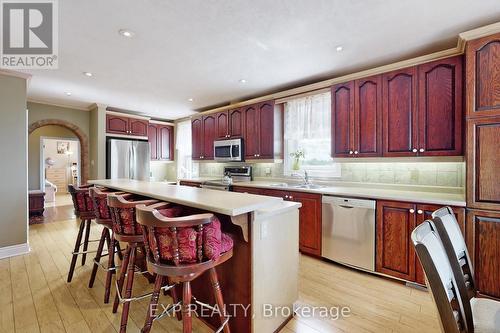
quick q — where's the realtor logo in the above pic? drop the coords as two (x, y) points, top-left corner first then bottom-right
(1, 0), (58, 69)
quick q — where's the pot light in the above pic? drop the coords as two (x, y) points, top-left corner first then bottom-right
(239, 79), (247, 84)
(336, 45), (343, 52)
(118, 29), (134, 38)
(83, 71), (93, 77)
(188, 98), (194, 102)
(64, 92), (72, 96)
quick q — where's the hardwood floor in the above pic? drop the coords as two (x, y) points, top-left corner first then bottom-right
(1, 207), (441, 333)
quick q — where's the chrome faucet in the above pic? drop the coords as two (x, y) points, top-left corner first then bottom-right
(292, 170), (310, 185)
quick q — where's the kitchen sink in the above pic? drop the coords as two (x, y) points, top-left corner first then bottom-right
(268, 183), (324, 190)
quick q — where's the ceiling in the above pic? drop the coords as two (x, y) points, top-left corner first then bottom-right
(24, 0), (500, 120)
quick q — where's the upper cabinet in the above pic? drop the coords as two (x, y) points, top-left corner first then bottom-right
(332, 55), (463, 158)
(106, 113), (149, 137)
(191, 114), (216, 160)
(148, 122), (174, 161)
(215, 111), (229, 139)
(229, 108), (244, 138)
(191, 117), (203, 160)
(466, 33), (500, 119)
(244, 101), (275, 159)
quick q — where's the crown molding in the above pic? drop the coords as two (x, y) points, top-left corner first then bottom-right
(27, 98), (91, 111)
(458, 21), (500, 42)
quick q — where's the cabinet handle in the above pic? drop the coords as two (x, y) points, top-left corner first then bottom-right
(409, 209), (415, 213)
(412, 148), (417, 153)
(419, 148), (425, 153)
(417, 209), (423, 214)
(354, 151), (359, 155)
(284, 195), (288, 199)
(349, 150), (353, 155)
(289, 196), (293, 200)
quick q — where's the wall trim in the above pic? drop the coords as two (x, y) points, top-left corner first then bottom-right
(0, 242), (30, 260)
(27, 98), (92, 111)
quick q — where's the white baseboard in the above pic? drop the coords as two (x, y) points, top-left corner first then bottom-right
(0, 243), (30, 260)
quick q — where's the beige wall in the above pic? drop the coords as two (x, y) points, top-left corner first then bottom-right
(28, 125), (77, 190)
(89, 104), (106, 179)
(28, 102), (90, 137)
(0, 74), (28, 248)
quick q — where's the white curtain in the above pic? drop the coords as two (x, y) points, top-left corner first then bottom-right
(176, 120), (192, 179)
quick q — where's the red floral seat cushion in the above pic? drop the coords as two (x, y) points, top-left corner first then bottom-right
(153, 207), (233, 264)
(74, 192), (94, 213)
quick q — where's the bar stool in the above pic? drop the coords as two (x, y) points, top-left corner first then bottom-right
(89, 187), (125, 303)
(136, 202), (234, 333)
(107, 193), (159, 333)
(67, 184), (96, 283)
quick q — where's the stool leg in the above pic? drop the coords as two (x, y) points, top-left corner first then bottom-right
(168, 278), (182, 321)
(81, 219), (91, 265)
(182, 281), (192, 333)
(120, 245), (137, 333)
(89, 227), (108, 288)
(67, 218), (85, 283)
(104, 233), (117, 304)
(209, 268), (231, 333)
(116, 241), (124, 260)
(141, 275), (163, 333)
(113, 245), (131, 313)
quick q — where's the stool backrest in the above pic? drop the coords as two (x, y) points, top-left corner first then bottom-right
(411, 220), (467, 333)
(107, 193), (158, 236)
(136, 202), (215, 266)
(68, 184), (94, 215)
(89, 187), (123, 222)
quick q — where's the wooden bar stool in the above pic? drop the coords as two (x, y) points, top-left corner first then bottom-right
(107, 193), (159, 333)
(136, 202), (234, 333)
(89, 187), (125, 303)
(67, 184), (97, 283)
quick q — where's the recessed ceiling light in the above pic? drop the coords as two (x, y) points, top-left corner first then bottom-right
(83, 71), (93, 77)
(64, 92), (72, 96)
(188, 98), (194, 102)
(336, 45), (343, 52)
(239, 79), (247, 84)
(118, 29), (134, 38)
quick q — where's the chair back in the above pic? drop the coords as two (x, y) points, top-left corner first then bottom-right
(432, 207), (476, 296)
(411, 220), (467, 333)
(68, 184), (95, 217)
(107, 193), (158, 239)
(89, 187), (124, 225)
(136, 202), (216, 267)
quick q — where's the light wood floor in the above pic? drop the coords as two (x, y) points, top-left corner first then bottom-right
(1, 206), (441, 333)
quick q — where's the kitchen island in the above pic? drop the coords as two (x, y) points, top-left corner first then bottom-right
(89, 179), (301, 333)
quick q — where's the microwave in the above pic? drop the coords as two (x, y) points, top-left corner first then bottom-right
(214, 138), (243, 162)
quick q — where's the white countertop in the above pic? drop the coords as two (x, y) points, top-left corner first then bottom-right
(89, 179), (283, 216)
(179, 178), (466, 207)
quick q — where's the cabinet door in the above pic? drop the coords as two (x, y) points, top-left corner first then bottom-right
(466, 209), (500, 299)
(417, 56), (463, 156)
(215, 111), (229, 139)
(129, 119), (148, 137)
(191, 117), (203, 160)
(257, 101), (275, 159)
(414, 205), (465, 285)
(148, 124), (158, 160)
(159, 125), (173, 160)
(331, 81), (355, 157)
(229, 108), (244, 138)
(465, 33), (500, 119)
(244, 105), (259, 159)
(106, 114), (129, 135)
(354, 75), (382, 157)
(376, 200), (416, 280)
(382, 67), (418, 156)
(466, 116), (500, 210)
(232, 186), (265, 195)
(291, 191), (322, 256)
(202, 115), (216, 160)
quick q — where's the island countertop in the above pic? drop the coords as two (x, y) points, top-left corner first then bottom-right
(89, 179), (283, 216)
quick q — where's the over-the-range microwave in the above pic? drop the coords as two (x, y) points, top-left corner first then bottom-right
(214, 138), (243, 162)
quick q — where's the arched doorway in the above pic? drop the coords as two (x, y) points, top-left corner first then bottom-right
(28, 119), (89, 185)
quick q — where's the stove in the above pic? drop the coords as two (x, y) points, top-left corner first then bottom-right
(200, 166), (252, 191)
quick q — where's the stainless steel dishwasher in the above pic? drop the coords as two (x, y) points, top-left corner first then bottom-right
(322, 196), (376, 272)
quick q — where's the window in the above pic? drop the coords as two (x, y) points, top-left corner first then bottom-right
(176, 120), (192, 179)
(284, 92), (340, 178)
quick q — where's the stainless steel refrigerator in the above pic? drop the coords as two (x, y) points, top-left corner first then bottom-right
(106, 138), (150, 180)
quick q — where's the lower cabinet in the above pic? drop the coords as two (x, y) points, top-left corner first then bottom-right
(376, 200), (465, 284)
(178, 180), (201, 188)
(233, 186), (322, 256)
(466, 209), (500, 299)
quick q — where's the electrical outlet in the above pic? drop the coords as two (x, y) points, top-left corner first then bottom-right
(265, 167), (272, 176)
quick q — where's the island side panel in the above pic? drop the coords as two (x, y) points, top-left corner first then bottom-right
(190, 213), (252, 332)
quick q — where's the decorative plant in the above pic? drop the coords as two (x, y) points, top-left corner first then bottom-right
(290, 149), (305, 170)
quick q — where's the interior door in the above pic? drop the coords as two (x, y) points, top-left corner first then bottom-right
(331, 81), (354, 157)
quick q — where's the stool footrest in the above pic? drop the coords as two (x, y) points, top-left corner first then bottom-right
(115, 281), (176, 304)
(192, 296), (230, 333)
(93, 258), (119, 271)
(154, 301), (182, 322)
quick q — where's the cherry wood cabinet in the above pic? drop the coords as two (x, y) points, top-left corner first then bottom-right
(331, 81), (354, 157)
(466, 209), (500, 299)
(148, 123), (174, 161)
(465, 33), (500, 119)
(148, 124), (159, 160)
(215, 111), (229, 139)
(106, 114), (149, 137)
(243, 101), (275, 159)
(233, 186), (322, 256)
(229, 108), (244, 138)
(466, 116), (500, 210)
(382, 67), (418, 157)
(191, 117), (203, 160)
(417, 56), (463, 156)
(179, 180), (202, 188)
(202, 115), (216, 160)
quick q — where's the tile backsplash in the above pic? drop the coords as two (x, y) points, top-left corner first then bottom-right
(195, 161), (465, 188)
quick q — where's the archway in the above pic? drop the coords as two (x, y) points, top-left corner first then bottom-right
(28, 119), (89, 184)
